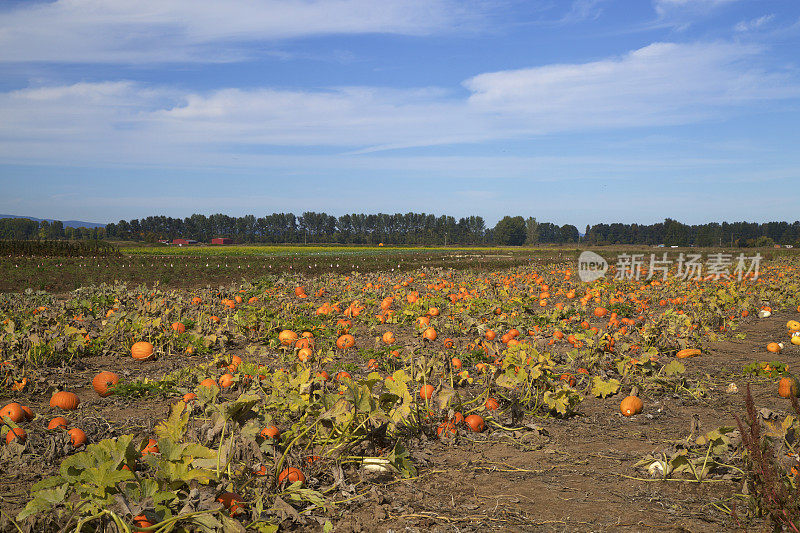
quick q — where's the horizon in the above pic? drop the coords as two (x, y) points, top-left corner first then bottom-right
(1, 1), (799, 226)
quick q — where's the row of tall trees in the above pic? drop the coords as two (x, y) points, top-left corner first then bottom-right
(104, 213), (489, 245)
(4, 214), (800, 247)
(0, 218), (106, 241)
(583, 218), (800, 247)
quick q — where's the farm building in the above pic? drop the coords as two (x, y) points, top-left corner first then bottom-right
(172, 239), (198, 245)
(211, 237), (233, 245)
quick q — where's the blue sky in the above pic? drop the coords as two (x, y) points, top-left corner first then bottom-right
(0, 0), (798, 228)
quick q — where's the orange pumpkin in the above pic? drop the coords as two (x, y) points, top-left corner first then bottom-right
(216, 492), (245, 515)
(620, 396), (643, 416)
(6, 427), (26, 444)
(68, 427), (87, 447)
(278, 467), (306, 486)
(676, 348), (701, 359)
(419, 384), (434, 400)
(131, 341), (154, 361)
(465, 414), (485, 432)
(260, 426), (280, 439)
(1, 402), (25, 423)
(336, 334), (355, 349)
(50, 391), (80, 410)
(278, 330), (298, 346)
(48, 416), (69, 429)
(92, 371), (119, 397)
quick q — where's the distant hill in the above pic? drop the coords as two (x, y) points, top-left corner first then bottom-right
(0, 214), (106, 229)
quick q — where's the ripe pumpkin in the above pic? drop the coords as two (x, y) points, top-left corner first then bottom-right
(68, 427), (87, 447)
(485, 330), (496, 341)
(92, 371), (119, 397)
(260, 425), (280, 439)
(620, 396), (643, 417)
(422, 327), (437, 341)
(131, 341), (154, 361)
(336, 334), (355, 349)
(451, 358), (462, 370)
(317, 371), (330, 382)
(335, 371), (352, 381)
(676, 348), (701, 359)
(1, 403), (25, 423)
(6, 427), (26, 444)
(217, 492), (245, 515)
(419, 384), (434, 400)
(171, 322), (186, 334)
(278, 467), (306, 486)
(787, 320), (800, 332)
(465, 414), (485, 433)
(278, 330), (298, 346)
(437, 421), (457, 438)
(218, 374), (234, 388)
(594, 307), (608, 318)
(297, 347), (312, 362)
(133, 515), (154, 531)
(779, 377), (799, 398)
(767, 342), (783, 354)
(485, 397), (499, 411)
(50, 391), (80, 410)
(48, 416), (69, 430)
(141, 438), (159, 455)
(199, 378), (218, 388)
(382, 331), (396, 345)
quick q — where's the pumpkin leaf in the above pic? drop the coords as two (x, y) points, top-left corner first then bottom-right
(591, 376), (620, 398)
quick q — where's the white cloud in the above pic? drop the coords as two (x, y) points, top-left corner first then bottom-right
(0, 0), (482, 63)
(464, 41), (796, 130)
(0, 41), (797, 167)
(653, 0), (739, 18)
(735, 14), (775, 32)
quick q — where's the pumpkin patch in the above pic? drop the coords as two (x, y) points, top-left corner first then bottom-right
(2, 247), (800, 531)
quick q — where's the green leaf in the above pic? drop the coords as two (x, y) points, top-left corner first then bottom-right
(662, 360), (685, 376)
(220, 393), (260, 422)
(17, 485), (68, 521)
(543, 388), (582, 416)
(591, 376), (620, 398)
(155, 401), (189, 442)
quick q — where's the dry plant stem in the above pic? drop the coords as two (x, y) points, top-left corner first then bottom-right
(734, 383), (800, 532)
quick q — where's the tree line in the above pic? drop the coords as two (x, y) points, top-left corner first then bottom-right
(2, 214), (799, 247)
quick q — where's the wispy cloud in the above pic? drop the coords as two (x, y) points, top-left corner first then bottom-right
(735, 14), (775, 33)
(0, 41), (797, 166)
(560, 0), (607, 23)
(0, 0), (485, 63)
(653, 0), (740, 18)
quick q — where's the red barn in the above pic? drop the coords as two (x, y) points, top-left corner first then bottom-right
(173, 239), (197, 245)
(211, 238), (233, 245)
